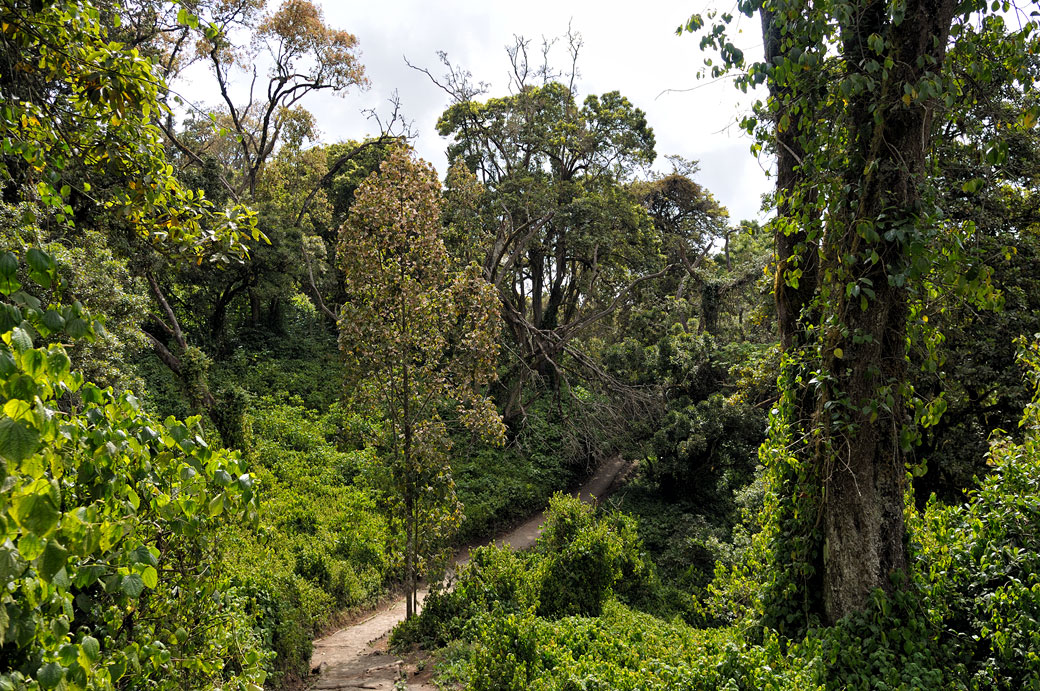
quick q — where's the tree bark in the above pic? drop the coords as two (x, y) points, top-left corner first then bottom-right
(814, 0), (956, 622)
(761, 6), (819, 351)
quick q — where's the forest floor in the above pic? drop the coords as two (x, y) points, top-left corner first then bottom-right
(306, 454), (633, 690)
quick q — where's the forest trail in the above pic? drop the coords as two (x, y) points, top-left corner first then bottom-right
(307, 455), (632, 690)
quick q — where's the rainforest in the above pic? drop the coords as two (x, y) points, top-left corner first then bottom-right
(1, 0), (1039, 689)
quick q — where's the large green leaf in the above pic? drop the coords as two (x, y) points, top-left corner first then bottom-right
(25, 248), (55, 289)
(38, 539), (68, 582)
(0, 547), (23, 581)
(40, 309), (65, 335)
(121, 573), (144, 598)
(80, 635), (100, 663)
(65, 317), (89, 339)
(9, 326), (32, 351)
(12, 479), (59, 537)
(36, 661), (64, 689)
(0, 303), (22, 331)
(0, 417), (40, 463)
(0, 252), (20, 296)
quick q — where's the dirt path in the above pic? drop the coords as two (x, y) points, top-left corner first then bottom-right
(307, 455), (631, 690)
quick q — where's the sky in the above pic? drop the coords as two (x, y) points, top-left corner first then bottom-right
(178, 1), (773, 223)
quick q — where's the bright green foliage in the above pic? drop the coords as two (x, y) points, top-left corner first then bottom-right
(224, 397), (391, 684)
(0, 326), (266, 686)
(390, 544), (535, 650)
(339, 146), (504, 617)
(404, 339), (1040, 687)
(911, 338), (1040, 688)
(395, 494), (654, 649)
(535, 494), (653, 618)
(0, 0), (259, 258)
(137, 306), (395, 686)
(438, 602), (825, 690)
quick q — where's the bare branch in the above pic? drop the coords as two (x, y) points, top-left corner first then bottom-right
(293, 94), (409, 227)
(157, 119), (241, 203)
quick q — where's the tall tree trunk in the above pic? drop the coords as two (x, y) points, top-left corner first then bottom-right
(814, 0), (956, 622)
(762, 6), (819, 351)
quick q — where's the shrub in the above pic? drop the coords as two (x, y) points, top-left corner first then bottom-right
(0, 333), (269, 690)
(392, 544), (536, 649)
(536, 494), (654, 618)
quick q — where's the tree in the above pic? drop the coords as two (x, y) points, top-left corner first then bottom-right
(684, 0), (1040, 624)
(424, 36), (665, 423)
(338, 147), (504, 618)
(0, 0), (261, 399)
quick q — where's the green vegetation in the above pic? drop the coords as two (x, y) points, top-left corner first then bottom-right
(3, 0), (1040, 688)
(401, 350), (1040, 688)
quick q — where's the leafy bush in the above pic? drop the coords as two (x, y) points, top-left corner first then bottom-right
(910, 339), (1040, 688)
(436, 601), (824, 690)
(427, 338), (1040, 691)
(536, 494), (654, 618)
(0, 329), (268, 690)
(391, 544), (536, 649)
(395, 493), (654, 652)
(222, 397), (391, 684)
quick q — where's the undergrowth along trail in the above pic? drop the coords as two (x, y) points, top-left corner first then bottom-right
(308, 455), (632, 690)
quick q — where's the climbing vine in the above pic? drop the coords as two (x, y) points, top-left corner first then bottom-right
(682, 0), (1040, 625)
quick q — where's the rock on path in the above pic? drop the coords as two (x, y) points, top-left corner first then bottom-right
(307, 455), (631, 690)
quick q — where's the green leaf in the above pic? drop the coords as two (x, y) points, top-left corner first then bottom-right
(41, 310), (65, 334)
(0, 417), (40, 463)
(36, 661), (64, 689)
(141, 566), (158, 589)
(0, 252), (20, 296)
(0, 303), (22, 331)
(121, 572), (144, 598)
(0, 348), (16, 376)
(58, 643), (78, 666)
(49, 616), (68, 639)
(207, 493), (224, 517)
(25, 249), (54, 290)
(10, 326), (32, 352)
(131, 544), (157, 567)
(38, 539), (68, 582)
(80, 635), (100, 663)
(18, 533), (46, 562)
(10, 291), (41, 310)
(65, 317), (90, 339)
(0, 547), (23, 581)
(12, 479), (59, 537)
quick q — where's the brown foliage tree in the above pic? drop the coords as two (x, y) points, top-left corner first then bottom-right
(339, 147), (505, 617)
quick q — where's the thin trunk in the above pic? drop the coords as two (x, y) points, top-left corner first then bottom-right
(762, 6), (819, 352)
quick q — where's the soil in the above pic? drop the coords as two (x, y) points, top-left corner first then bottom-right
(306, 455), (632, 690)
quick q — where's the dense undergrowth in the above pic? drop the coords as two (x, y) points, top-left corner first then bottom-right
(397, 339), (1040, 690)
(129, 307), (593, 685)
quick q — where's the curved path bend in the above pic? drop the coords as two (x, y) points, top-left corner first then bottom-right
(307, 455), (631, 690)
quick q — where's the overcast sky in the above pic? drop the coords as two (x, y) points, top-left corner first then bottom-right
(178, 1), (772, 222)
